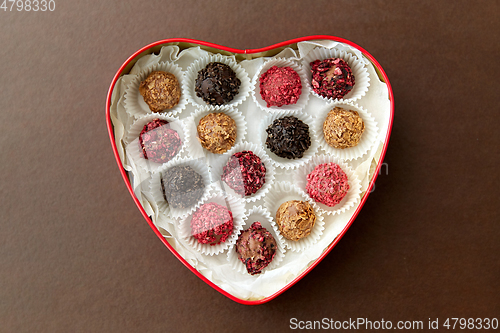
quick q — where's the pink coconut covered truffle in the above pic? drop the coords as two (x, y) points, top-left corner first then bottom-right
(306, 162), (349, 207)
(259, 66), (302, 107)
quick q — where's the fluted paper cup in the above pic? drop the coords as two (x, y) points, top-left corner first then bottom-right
(184, 54), (251, 110)
(314, 101), (378, 161)
(263, 182), (324, 252)
(125, 114), (186, 173)
(124, 62), (187, 119)
(178, 192), (245, 256)
(302, 47), (370, 103)
(149, 156), (213, 219)
(227, 205), (286, 275)
(294, 155), (361, 215)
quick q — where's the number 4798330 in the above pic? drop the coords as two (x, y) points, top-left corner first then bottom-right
(1, 0), (55, 11)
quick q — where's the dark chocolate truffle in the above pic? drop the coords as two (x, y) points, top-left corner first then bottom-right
(195, 62), (241, 106)
(306, 163), (349, 207)
(221, 151), (266, 196)
(259, 66), (302, 107)
(197, 112), (237, 154)
(323, 107), (365, 149)
(139, 71), (181, 112)
(161, 165), (205, 209)
(190, 202), (234, 246)
(139, 119), (181, 164)
(236, 222), (277, 275)
(265, 116), (311, 159)
(310, 58), (355, 100)
(276, 200), (316, 241)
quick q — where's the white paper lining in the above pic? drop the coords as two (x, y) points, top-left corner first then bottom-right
(108, 40), (391, 301)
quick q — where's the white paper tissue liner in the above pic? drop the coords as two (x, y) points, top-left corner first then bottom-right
(109, 40), (391, 301)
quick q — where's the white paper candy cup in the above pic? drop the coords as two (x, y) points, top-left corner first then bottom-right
(294, 155), (361, 215)
(178, 192), (245, 256)
(184, 106), (247, 164)
(123, 62), (187, 119)
(302, 47), (370, 103)
(211, 142), (275, 203)
(148, 157), (213, 219)
(263, 182), (324, 252)
(184, 54), (251, 110)
(251, 58), (310, 113)
(125, 114), (187, 173)
(227, 205), (286, 275)
(260, 110), (318, 170)
(314, 101), (378, 161)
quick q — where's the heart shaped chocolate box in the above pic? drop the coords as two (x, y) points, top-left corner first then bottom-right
(106, 36), (394, 305)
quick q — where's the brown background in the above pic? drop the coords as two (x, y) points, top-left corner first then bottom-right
(1, 0), (499, 332)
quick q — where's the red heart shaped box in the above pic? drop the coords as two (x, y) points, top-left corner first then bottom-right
(106, 36), (394, 305)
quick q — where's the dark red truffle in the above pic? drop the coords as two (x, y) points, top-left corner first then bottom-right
(190, 202), (234, 246)
(138, 119), (181, 164)
(310, 58), (355, 100)
(259, 66), (302, 107)
(236, 222), (277, 275)
(221, 151), (266, 196)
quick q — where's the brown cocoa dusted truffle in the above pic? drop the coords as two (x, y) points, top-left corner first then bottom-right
(236, 222), (277, 275)
(323, 107), (365, 149)
(276, 200), (316, 241)
(139, 71), (181, 112)
(197, 112), (237, 154)
(195, 62), (240, 106)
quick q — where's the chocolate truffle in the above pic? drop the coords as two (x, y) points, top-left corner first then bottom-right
(276, 200), (316, 241)
(161, 165), (205, 209)
(323, 107), (365, 149)
(139, 71), (181, 112)
(138, 119), (181, 163)
(236, 222), (277, 275)
(259, 66), (302, 107)
(190, 202), (234, 246)
(265, 116), (311, 159)
(195, 62), (241, 106)
(310, 58), (355, 100)
(306, 163), (350, 207)
(221, 151), (266, 196)
(197, 112), (237, 154)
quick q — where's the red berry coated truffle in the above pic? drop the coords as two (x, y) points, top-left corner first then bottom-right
(138, 119), (182, 164)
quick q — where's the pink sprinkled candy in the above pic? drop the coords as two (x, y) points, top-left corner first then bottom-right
(306, 162), (349, 207)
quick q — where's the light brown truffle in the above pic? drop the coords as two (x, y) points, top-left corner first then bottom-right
(276, 200), (316, 241)
(323, 107), (365, 149)
(197, 113), (237, 154)
(139, 71), (181, 113)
